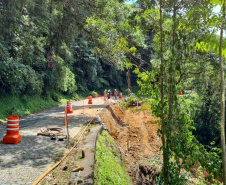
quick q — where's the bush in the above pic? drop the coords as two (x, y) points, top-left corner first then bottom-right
(52, 92), (61, 102)
(120, 93), (139, 109)
(90, 91), (98, 96)
(71, 93), (79, 101)
(0, 59), (43, 95)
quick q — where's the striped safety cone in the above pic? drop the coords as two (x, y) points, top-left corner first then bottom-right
(67, 100), (73, 114)
(88, 96), (93, 104)
(3, 115), (22, 144)
(119, 92), (123, 99)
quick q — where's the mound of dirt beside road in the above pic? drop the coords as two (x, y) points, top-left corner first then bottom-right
(99, 103), (162, 184)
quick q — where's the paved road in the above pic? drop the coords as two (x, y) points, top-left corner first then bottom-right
(0, 98), (105, 185)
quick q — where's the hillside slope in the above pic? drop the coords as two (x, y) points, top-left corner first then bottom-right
(100, 103), (162, 184)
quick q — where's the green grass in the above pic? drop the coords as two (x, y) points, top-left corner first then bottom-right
(94, 130), (131, 185)
(0, 92), (84, 121)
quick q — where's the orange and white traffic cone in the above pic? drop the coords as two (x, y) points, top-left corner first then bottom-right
(119, 92), (123, 99)
(67, 100), (73, 113)
(3, 115), (22, 144)
(88, 96), (93, 104)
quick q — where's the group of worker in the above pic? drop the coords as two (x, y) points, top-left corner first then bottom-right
(104, 89), (118, 100)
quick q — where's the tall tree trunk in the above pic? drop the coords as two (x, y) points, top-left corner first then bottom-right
(220, 4), (226, 184)
(160, 0), (168, 184)
(168, 0), (176, 134)
(49, 0), (53, 52)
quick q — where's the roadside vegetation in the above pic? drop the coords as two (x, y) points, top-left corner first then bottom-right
(94, 130), (131, 185)
(0, 92), (83, 121)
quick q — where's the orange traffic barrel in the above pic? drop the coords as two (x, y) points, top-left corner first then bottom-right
(3, 115), (22, 144)
(88, 96), (93, 104)
(119, 92), (123, 99)
(67, 100), (73, 114)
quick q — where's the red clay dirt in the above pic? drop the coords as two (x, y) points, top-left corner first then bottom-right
(99, 103), (162, 178)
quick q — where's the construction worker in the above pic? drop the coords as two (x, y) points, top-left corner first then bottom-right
(104, 89), (107, 101)
(104, 89), (107, 96)
(114, 89), (118, 100)
(107, 90), (111, 99)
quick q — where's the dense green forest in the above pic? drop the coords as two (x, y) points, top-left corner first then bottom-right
(1, 0), (226, 184)
(0, 0), (132, 96)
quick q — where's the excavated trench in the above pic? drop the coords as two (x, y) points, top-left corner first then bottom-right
(99, 102), (162, 184)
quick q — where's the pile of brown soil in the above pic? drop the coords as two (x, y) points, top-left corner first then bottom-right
(99, 103), (162, 184)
